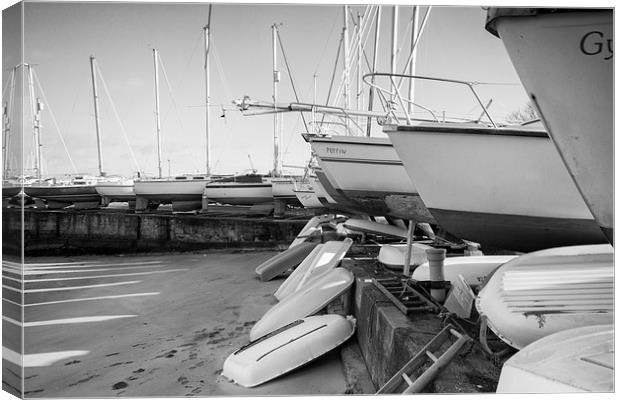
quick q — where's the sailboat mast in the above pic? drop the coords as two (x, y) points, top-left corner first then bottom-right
(203, 5), (212, 176)
(153, 48), (163, 178)
(342, 6), (350, 132)
(366, 6), (381, 137)
(407, 6), (419, 114)
(3, 67), (16, 180)
(89, 56), (104, 176)
(26, 64), (42, 180)
(272, 23), (282, 177)
(390, 6), (399, 103)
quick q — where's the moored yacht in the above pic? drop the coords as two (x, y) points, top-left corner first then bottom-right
(24, 175), (102, 209)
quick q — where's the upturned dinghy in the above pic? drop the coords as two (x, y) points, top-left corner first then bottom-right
(343, 218), (409, 239)
(497, 324), (614, 393)
(476, 244), (613, 349)
(251, 268), (354, 340)
(377, 243), (433, 270)
(288, 214), (335, 249)
(412, 255), (517, 288)
(255, 241), (319, 282)
(222, 314), (356, 387)
(274, 238), (353, 301)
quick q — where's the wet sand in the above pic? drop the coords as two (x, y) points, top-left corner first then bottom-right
(3, 251), (347, 397)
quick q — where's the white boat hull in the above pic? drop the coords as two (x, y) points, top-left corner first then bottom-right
(497, 324), (614, 393)
(412, 255), (517, 288)
(272, 177), (302, 206)
(95, 182), (135, 201)
(475, 244), (613, 350)
(387, 122), (607, 252)
(222, 314), (356, 387)
(204, 182), (273, 205)
(133, 178), (206, 202)
(343, 218), (408, 239)
(275, 238), (353, 301)
(309, 135), (435, 222)
(250, 268), (354, 341)
(486, 9), (613, 242)
(377, 243), (433, 270)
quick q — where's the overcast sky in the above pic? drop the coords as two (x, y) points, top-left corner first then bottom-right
(1, 1), (573, 178)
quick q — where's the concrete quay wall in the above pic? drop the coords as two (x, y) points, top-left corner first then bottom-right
(342, 258), (501, 393)
(2, 209), (309, 255)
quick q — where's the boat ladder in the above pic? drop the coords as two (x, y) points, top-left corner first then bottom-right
(376, 324), (471, 394)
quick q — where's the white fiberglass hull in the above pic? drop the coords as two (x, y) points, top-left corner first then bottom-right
(497, 324), (613, 393)
(133, 178), (206, 202)
(486, 9), (613, 242)
(95, 182), (135, 201)
(250, 267), (354, 341)
(475, 244), (613, 350)
(387, 122), (607, 252)
(275, 238), (353, 301)
(272, 177), (302, 206)
(294, 181), (325, 209)
(24, 184), (101, 208)
(412, 255), (518, 288)
(222, 314), (356, 387)
(308, 135), (435, 222)
(204, 181), (273, 206)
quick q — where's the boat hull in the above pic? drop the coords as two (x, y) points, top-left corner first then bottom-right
(412, 255), (518, 288)
(250, 268), (354, 341)
(204, 182), (273, 205)
(275, 238), (353, 301)
(387, 123), (607, 252)
(255, 241), (319, 282)
(486, 9), (613, 242)
(95, 183), (135, 202)
(222, 314), (356, 387)
(271, 177), (303, 206)
(133, 179), (206, 202)
(24, 185), (101, 208)
(2, 186), (21, 198)
(309, 135), (435, 223)
(475, 244), (613, 350)
(497, 324), (614, 393)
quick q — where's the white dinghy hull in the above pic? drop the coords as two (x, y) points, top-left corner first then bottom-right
(412, 255), (518, 288)
(476, 244), (613, 349)
(275, 238), (353, 301)
(497, 324), (614, 393)
(251, 267), (354, 341)
(222, 314), (356, 387)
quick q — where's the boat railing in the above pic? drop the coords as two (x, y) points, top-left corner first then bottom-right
(362, 72), (498, 128)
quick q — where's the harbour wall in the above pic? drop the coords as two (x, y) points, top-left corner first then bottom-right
(2, 209), (309, 256)
(342, 257), (501, 393)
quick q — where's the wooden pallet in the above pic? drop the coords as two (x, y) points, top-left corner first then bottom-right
(373, 277), (439, 315)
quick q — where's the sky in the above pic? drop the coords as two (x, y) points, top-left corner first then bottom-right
(0, 1), (585, 178)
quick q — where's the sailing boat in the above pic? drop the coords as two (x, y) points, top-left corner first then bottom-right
(134, 9), (216, 212)
(204, 23), (289, 207)
(15, 62), (103, 209)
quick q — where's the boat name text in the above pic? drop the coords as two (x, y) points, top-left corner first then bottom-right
(326, 147), (347, 155)
(580, 31), (613, 60)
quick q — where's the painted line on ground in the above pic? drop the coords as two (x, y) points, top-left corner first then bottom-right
(24, 268), (188, 283)
(25, 292), (160, 306)
(15, 264), (171, 276)
(21, 260), (164, 270)
(3, 347), (90, 367)
(4, 280), (142, 293)
(3, 314), (138, 327)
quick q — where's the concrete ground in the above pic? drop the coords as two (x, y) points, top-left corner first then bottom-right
(2, 251), (348, 397)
